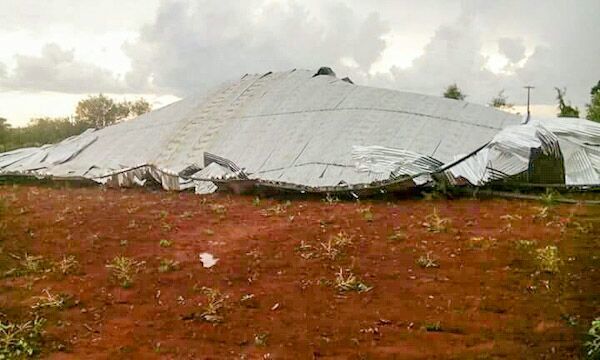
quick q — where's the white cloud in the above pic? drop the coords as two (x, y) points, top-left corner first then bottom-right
(1, 0), (599, 123)
(0, 43), (127, 93)
(497, 37), (526, 64)
(122, 0), (390, 95)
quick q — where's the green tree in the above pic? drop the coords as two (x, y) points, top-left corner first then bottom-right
(443, 83), (466, 100)
(129, 98), (152, 117)
(75, 94), (129, 129)
(555, 87), (579, 118)
(0, 117), (11, 152)
(591, 80), (600, 96)
(587, 92), (600, 122)
(489, 90), (513, 109)
(75, 94), (152, 129)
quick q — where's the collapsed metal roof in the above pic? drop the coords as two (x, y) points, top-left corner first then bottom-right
(1, 68), (599, 194)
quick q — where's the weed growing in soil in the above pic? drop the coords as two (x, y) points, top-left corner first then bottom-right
(416, 253), (440, 268)
(180, 211), (193, 219)
(4, 254), (50, 277)
(423, 208), (450, 233)
(388, 229), (407, 242)
(358, 206), (374, 222)
(467, 236), (497, 250)
(540, 190), (559, 206)
(56, 255), (78, 275)
(262, 203), (290, 217)
(252, 196), (261, 207)
(533, 206), (551, 221)
(295, 241), (315, 259)
(158, 258), (179, 273)
(159, 239), (172, 248)
(568, 220), (593, 234)
(585, 317), (600, 359)
(331, 231), (353, 247)
(424, 321), (442, 332)
(106, 256), (144, 288)
(20, 254), (47, 274)
(335, 268), (372, 293)
(320, 231), (353, 260)
(320, 238), (340, 260)
(209, 204), (226, 215)
(515, 239), (537, 252)
(0, 317), (45, 358)
(254, 332), (269, 346)
(31, 289), (67, 310)
(536, 246), (561, 273)
(199, 287), (226, 323)
(322, 193), (340, 205)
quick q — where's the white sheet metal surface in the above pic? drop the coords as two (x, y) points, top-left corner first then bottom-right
(447, 123), (561, 185)
(6, 68), (598, 192)
(532, 118), (600, 185)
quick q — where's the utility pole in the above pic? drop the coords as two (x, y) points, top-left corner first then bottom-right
(524, 86), (534, 123)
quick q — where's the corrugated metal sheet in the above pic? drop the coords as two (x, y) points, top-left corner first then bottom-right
(6, 68), (598, 193)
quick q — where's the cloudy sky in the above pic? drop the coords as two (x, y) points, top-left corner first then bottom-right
(1, 0), (599, 126)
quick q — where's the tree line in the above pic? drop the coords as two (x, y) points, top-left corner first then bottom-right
(0, 95), (151, 152)
(443, 80), (600, 121)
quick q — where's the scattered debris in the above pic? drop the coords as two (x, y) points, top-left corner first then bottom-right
(199, 253), (219, 268)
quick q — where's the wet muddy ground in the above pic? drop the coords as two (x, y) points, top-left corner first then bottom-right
(0, 185), (598, 359)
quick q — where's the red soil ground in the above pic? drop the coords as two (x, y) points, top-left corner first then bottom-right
(0, 185), (598, 359)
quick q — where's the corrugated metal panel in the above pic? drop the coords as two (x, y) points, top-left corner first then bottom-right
(0, 68), (541, 192)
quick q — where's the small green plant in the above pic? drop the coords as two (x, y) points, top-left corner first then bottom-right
(160, 222), (172, 232)
(21, 254), (47, 274)
(252, 196), (261, 207)
(254, 332), (269, 346)
(416, 253), (440, 268)
(31, 289), (67, 310)
(467, 236), (497, 250)
(388, 229), (407, 242)
(319, 232), (353, 260)
(322, 193), (340, 205)
(320, 238), (340, 260)
(515, 239), (537, 252)
(158, 258), (179, 273)
(330, 231), (353, 247)
(56, 255), (78, 275)
(4, 254), (50, 277)
(209, 204), (226, 215)
(159, 239), (172, 248)
(359, 207), (374, 222)
(180, 211), (193, 219)
(295, 241), (315, 260)
(540, 189), (559, 206)
(585, 317), (600, 359)
(0, 317), (45, 358)
(335, 268), (372, 293)
(106, 256), (144, 288)
(423, 208), (450, 233)
(424, 321), (442, 332)
(199, 287), (226, 323)
(533, 206), (551, 221)
(536, 245), (561, 273)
